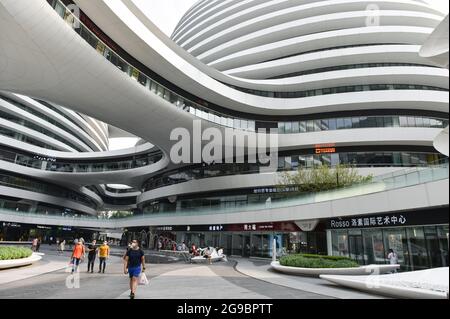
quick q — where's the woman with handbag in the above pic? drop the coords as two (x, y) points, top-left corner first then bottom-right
(123, 240), (146, 299)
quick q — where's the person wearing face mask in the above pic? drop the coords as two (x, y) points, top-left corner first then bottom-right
(124, 240), (146, 299)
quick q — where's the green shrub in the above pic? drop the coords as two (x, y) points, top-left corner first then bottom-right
(279, 254), (359, 268)
(0, 246), (33, 260)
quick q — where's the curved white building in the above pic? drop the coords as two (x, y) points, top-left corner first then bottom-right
(0, 0), (448, 270)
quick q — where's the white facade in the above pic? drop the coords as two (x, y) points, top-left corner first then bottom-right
(0, 0), (447, 236)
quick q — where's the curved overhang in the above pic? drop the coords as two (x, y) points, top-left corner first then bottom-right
(0, 185), (97, 215)
(72, 0), (448, 116)
(420, 15), (449, 68)
(433, 126), (449, 156)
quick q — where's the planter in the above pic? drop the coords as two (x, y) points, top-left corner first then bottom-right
(271, 261), (399, 277)
(0, 253), (42, 270)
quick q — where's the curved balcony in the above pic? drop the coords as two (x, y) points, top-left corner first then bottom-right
(141, 150), (447, 193)
(0, 163), (447, 228)
(0, 143), (169, 187)
(0, 171), (98, 212)
(72, 0), (448, 116)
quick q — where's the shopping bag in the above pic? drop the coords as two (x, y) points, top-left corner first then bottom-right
(138, 272), (149, 286)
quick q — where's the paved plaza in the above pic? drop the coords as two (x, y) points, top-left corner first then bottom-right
(0, 247), (384, 299)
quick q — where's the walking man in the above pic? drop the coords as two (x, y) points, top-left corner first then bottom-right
(98, 241), (110, 273)
(87, 240), (97, 273)
(124, 240), (146, 299)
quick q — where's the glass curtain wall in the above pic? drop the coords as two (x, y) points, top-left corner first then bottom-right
(330, 225), (449, 271)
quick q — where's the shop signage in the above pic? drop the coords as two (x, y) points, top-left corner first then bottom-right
(2, 222), (21, 228)
(37, 225), (52, 230)
(208, 225), (224, 231)
(157, 226), (174, 231)
(327, 209), (449, 229)
(33, 155), (56, 162)
(155, 222), (301, 233)
(315, 143), (336, 154)
(315, 147), (336, 154)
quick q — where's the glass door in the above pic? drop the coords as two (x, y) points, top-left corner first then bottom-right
(383, 228), (409, 270)
(349, 232), (364, 264)
(363, 229), (386, 264)
(232, 234), (243, 256)
(243, 234), (251, 257)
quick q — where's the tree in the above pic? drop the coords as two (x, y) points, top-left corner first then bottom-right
(278, 164), (373, 193)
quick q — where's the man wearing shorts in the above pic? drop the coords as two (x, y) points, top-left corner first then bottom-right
(124, 240), (145, 299)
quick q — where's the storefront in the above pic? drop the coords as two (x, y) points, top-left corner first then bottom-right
(326, 207), (449, 271)
(153, 221), (327, 258)
(0, 221), (98, 244)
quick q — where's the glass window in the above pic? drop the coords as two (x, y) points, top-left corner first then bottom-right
(383, 228), (409, 271)
(292, 122), (299, 133)
(314, 120), (322, 132)
(344, 118), (352, 129)
(399, 116), (408, 127)
(367, 116), (377, 127)
(392, 116), (400, 127)
(332, 230), (349, 257)
(401, 153), (411, 165)
(285, 122), (292, 134)
(291, 156), (299, 170)
(384, 116), (393, 127)
(331, 153), (340, 166)
(305, 155), (314, 168)
(298, 155), (307, 167)
(321, 119), (329, 131)
(407, 116), (416, 127)
(306, 121), (314, 132)
(299, 121), (307, 133)
(278, 122), (285, 134)
(415, 117), (424, 127)
(406, 227), (429, 270)
(328, 119), (337, 130)
(336, 118), (345, 129)
(284, 157), (292, 170)
(363, 229), (386, 264)
(436, 226), (449, 267)
(359, 117), (369, 128)
(376, 117), (384, 127)
(351, 117), (360, 128)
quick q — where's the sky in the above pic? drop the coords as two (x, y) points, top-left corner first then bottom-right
(133, 0), (448, 37)
(132, 0), (198, 36)
(110, 0), (448, 150)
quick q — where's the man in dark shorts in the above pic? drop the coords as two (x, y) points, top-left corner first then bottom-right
(87, 240), (97, 273)
(123, 240), (146, 299)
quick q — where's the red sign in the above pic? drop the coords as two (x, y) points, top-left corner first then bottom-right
(226, 222), (301, 232)
(315, 147), (336, 154)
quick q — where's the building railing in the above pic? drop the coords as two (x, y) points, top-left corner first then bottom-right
(142, 155), (448, 192)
